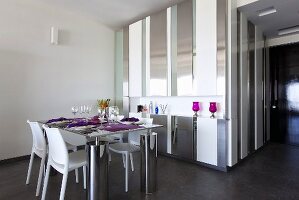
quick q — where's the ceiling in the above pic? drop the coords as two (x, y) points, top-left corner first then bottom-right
(41, 0), (185, 30)
(238, 0), (299, 38)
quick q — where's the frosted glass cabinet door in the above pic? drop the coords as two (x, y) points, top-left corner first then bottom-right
(175, 0), (193, 96)
(150, 10), (168, 96)
(123, 26), (129, 97)
(129, 20), (143, 97)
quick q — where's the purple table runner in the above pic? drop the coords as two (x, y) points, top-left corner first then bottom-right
(45, 117), (142, 133)
(46, 117), (69, 123)
(67, 121), (100, 128)
(98, 123), (141, 132)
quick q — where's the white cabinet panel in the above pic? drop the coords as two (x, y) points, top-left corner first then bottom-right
(129, 20), (143, 97)
(197, 118), (217, 165)
(194, 0), (217, 95)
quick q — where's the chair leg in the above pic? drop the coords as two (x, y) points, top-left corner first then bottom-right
(59, 172), (68, 200)
(122, 154), (126, 168)
(125, 152), (129, 192)
(129, 153), (134, 172)
(73, 147), (79, 183)
(41, 162), (51, 200)
(108, 151), (112, 162)
(26, 151), (35, 185)
(83, 166), (86, 189)
(36, 156), (46, 196)
(75, 169), (79, 183)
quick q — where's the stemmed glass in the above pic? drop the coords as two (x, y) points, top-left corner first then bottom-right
(86, 105), (92, 119)
(192, 102), (200, 117)
(209, 102), (217, 118)
(110, 106), (119, 123)
(159, 104), (168, 114)
(71, 106), (79, 118)
(98, 108), (106, 128)
(79, 105), (88, 121)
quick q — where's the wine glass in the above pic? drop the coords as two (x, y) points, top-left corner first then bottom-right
(209, 102), (217, 118)
(159, 104), (168, 114)
(98, 108), (106, 128)
(86, 105), (92, 118)
(79, 105), (87, 121)
(71, 106), (79, 118)
(110, 106), (119, 123)
(192, 102), (200, 117)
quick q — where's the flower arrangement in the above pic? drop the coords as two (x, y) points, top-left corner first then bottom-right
(97, 99), (110, 110)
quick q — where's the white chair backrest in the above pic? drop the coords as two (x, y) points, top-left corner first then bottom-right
(128, 132), (141, 146)
(27, 120), (46, 151)
(43, 125), (68, 166)
(128, 117), (153, 146)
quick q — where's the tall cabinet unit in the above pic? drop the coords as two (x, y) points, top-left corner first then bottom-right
(117, 0), (230, 170)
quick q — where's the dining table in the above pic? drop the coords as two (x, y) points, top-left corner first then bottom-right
(38, 117), (162, 200)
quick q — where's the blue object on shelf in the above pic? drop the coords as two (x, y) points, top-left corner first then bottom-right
(155, 106), (159, 114)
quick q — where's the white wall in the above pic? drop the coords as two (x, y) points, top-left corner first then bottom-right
(0, 0), (115, 160)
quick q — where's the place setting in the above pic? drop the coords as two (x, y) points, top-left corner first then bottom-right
(44, 101), (153, 136)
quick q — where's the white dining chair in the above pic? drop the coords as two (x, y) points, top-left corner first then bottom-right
(109, 117), (153, 192)
(26, 120), (80, 197)
(26, 121), (47, 197)
(41, 125), (87, 200)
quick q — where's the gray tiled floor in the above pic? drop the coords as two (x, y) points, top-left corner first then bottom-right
(1, 143), (299, 200)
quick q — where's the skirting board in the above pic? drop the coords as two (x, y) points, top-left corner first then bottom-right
(0, 155), (30, 165)
(158, 152), (228, 172)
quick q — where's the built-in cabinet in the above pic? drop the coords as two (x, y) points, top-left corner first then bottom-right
(171, 116), (194, 160)
(150, 114), (168, 154)
(151, 114), (227, 170)
(124, 0), (222, 97)
(197, 118), (218, 165)
(118, 0), (229, 169)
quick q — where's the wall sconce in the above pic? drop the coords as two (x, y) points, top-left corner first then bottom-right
(50, 27), (58, 45)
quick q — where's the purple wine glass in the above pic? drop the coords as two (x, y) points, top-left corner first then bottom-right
(192, 102), (200, 116)
(209, 102), (217, 118)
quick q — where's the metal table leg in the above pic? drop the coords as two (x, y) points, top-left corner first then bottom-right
(140, 130), (158, 194)
(86, 139), (109, 200)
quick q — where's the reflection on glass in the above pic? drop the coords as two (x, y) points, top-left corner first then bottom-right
(176, 0), (193, 96)
(287, 82), (299, 112)
(150, 9), (168, 96)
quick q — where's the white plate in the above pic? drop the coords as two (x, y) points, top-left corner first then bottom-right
(70, 125), (95, 130)
(49, 120), (70, 125)
(134, 121), (144, 125)
(120, 121), (134, 125)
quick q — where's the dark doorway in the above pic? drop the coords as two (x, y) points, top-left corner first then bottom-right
(270, 43), (299, 146)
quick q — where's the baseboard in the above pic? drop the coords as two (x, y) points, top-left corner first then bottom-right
(0, 155), (30, 165)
